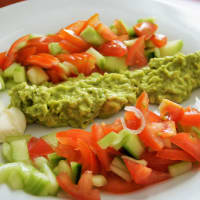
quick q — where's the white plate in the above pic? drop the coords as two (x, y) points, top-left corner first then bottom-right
(0, 0), (200, 199)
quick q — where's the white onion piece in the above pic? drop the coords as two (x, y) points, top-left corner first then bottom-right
(121, 106), (146, 134)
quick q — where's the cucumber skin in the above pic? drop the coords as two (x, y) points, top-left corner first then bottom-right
(168, 162), (192, 177)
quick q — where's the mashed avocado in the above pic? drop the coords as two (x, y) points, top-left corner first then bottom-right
(9, 52), (200, 128)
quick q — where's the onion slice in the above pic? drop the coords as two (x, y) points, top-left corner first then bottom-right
(121, 106), (146, 134)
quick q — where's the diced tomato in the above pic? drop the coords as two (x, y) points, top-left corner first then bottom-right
(151, 33), (167, 48)
(57, 29), (90, 50)
(141, 152), (176, 172)
(114, 19), (129, 35)
(156, 149), (195, 162)
(28, 137), (54, 160)
(139, 122), (164, 151)
(59, 40), (83, 53)
(136, 91), (149, 116)
(102, 173), (143, 194)
(125, 111), (141, 130)
(157, 121), (177, 138)
(159, 99), (184, 122)
(148, 111), (162, 123)
(46, 68), (62, 84)
(134, 22), (158, 40)
(27, 37), (49, 53)
(0, 52), (6, 69)
(3, 35), (30, 69)
(122, 156), (152, 184)
(16, 46), (37, 65)
(99, 40), (127, 57)
(179, 111), (200, 126)
(26, 53), (59, 68)
(57, 172), (100, 200)
(126, 36), (147, 67)
(96, 23), (118, 41)
(86, 13), (100, 28)
(101, 118), (123, 135)
(117, 34), (129, 42)
(66, 20), (87, 35)
(170, 133), (200, 162)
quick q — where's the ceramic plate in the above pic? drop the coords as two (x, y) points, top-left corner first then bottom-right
(0, 0), (200, 199)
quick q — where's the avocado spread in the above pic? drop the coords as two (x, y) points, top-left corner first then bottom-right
(9, 52), (200, 128)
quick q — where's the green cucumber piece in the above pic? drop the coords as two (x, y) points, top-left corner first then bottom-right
(71, 161), (82, 184)
(160, 40), (183, 57)
(27, 67), (49, 85)
(2, 142), (12, 162)
(29, 34), (43, 39)
(145, 48), (155, 60)
(7, 169), (24, 190)
(10, 139), (30, 162)
(60, 61), (78, 75)
(137, 17), (155, 24)
(168, 161), (192, 177)
(145, 40), (155, 48)
(54, 160), (72, 179)
(122, 155), (147, 166)
(110, 24), (118, 34)
(154, 47), (160, 58)
(48, 42), (64, 55)
(86, 47), (105, 69)
(0, 75), (5, 90)
(192, 126), (200, 138)
(98, 131), (118, 149)
(41, 132), (58, 149)
(13, 66), (26, 83)
(112, 130), (130, 150)
(47, 153), (64, 168)
(110, 157), (131, 182)
(92, 175), (107, 187)
(123, 134), (145, 159)
(3, 63), (19, 78)
(5, 79), (16, 89)
(5, 135), (32, 143)
(103, 56), (127, 72)
(80, 25), (104, 46)
(128, 28), (135, 37)
(124, 39), (137, 47)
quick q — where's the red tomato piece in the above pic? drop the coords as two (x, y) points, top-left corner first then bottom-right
(134, 22), (158, 40)
(136, 91), (149, 116)
(139, 123), (164, 151)
(170, 133), (200, 161)
(156, 149), (196, 162)
(117, 34), (129, 42)
(159, 99), (184, 122)
(28, 137), (54, 160)
(148, 111), (162, 123)
(122, 156), (152, 184)
(66, 20), (87, 35)
(26, 53), (59, 68)
(46, 68), (62, 84)
(27, 37), (49, 53)
(114, 19), (129, 35)
(57, 172), (100, 200)
(126, 36), (147, 67)
(151, 33), (168, 48)
(3, 35), (30, 69)
(180, 111), (200, 126)
(99, 40), (127, 57)
(157, 121), (177, 138)
(125, 111), (141, 130)
(59, 40), (83, 53)
(0, 52), (6, 70)
(96, 23), (118, 41)
(57, 29), (90, 50)
(86, 13), (100, 28)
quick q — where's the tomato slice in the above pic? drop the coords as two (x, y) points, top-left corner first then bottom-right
(126, 36), (147, 67)
(86, 13), (100, 28)
(122, 156), (152, 184)
(59, 40), (83, 53)
(0, 52), (6, 70)
(57, 172), (100, 200)
(102, 173), (143, 194)
(151, 33), (167, 48)
(66, 20), (87, 35)
(148, 111), (162, 123)
(179, 111), (200, 126)
(136, 91), (149, 116)
(117, 34), (129, 42)
(124, 111), (142, 130)
(114, 19), (129, 35)
(134, 22), (158, 40)
(26, 53), (59, 68)
(156, 121), (177, 138)
(170, 133), (200, 161)
(99, 40), (127, 57)
(3, 35), (30, 69)
(96, 23), (118, 41)
(159, 99), (184, 122)
(28, 137), (54, 160)
(156, 149), (195, 162)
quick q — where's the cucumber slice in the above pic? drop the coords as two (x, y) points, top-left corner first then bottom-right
(98, 132), (118, 149)
(103, 56), (127, 72)
(168, 161), (192, 177)
(5, 79), (16, 89)
(13, 66), (26, 83)
(110, 24), (118, 34)
(60, 61), (78, 76)
(123, 134), (145, 159)
(110, 157), (131, 182)
(86, 47), (105, 69)
(124, 39), (137, 47)
(92, 175), (107, 187)
(48, 42), (64, 55)
(137, 17), (155, 24)
(27, 67), (49, 85)
(80, 25), (104, 46)
(128, 28), (135, 37)
(0, 75), (5, 90)
(5, 135), (32, 143)
(7, 169), (24, 190)
(160, 40), (183, 57)
(54, 160), (72, 179)
(154, 47), (160, 58)
(70, 161), (82, 184)
(2, 142), (12, 162)
(41, 132), (58, 149)
(10, 139), (30, 162)
(47, 153), (64, 168)
(3, 63), (19, 78)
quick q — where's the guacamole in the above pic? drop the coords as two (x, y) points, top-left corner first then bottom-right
(9, 52), (200, 128)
